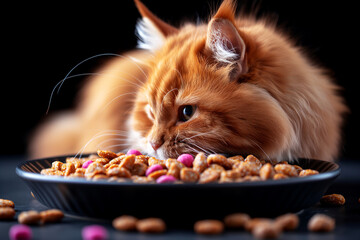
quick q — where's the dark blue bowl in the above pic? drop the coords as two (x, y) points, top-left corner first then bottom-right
(16, 155), (340, 225)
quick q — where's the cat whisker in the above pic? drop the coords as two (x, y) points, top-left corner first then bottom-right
(74, 131), (126, 158)
(47, 53), (148, 114)
(103, 92), (139, 110)
(99, 143), (130, 153)
(96, 137), (128, 150)
(247, 138), (271, 162)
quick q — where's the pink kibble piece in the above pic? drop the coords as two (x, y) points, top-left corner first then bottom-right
(156, 175), (177, 184)
(177, 154), (194, 167)
(126, 149), (142, 156)
(145, 164), (163, 177)
(82, 160), (94, 169)
(9, 224), (32, 240)
(82, 225), (108, 240)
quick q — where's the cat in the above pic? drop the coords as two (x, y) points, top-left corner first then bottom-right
(29, 0), (347, 162)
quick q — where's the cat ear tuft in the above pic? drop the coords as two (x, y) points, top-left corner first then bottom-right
(206, 18), (247, 80)
(134, 0), (178, 52)
(136, 17), (166, 51)
(205, 0), (247, 80)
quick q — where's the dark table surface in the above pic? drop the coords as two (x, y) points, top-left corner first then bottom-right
(1, 156), (360, 240)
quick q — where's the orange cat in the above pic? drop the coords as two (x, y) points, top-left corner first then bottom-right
(29, 0), (347, 161)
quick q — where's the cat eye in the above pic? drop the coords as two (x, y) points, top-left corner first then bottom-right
(178, 105), (196, 122)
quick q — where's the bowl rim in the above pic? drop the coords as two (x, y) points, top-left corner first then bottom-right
(16, 155), (341, 188)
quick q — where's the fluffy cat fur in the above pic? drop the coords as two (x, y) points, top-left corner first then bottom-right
(29, 0), (347, 161)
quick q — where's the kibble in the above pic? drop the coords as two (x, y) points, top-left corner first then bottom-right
(224, 213), (250, 228)
(113, 215), (138, 231)
(0, 199), (15, 208)
(18, 211), (41, 225)
(40, 149), (322, 184)
(320, 194), (345, 206)
(194, 220), (224, 235)
(136, 218), (166, 233)
(0, 207), (16, 219)
(275, 213), (299, 231)
(308, 214), (335, 232)
(40, 209), (64, 224)
(252, 221), (281, 239)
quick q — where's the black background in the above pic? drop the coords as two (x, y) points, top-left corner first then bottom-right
(3, 0), (359, 159)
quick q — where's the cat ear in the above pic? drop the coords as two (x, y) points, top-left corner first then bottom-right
(205, 0), (247, 80)
(134, 0), (178, 52)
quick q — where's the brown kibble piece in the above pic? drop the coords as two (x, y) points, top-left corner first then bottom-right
(40, 169), (63, 176)
(308, 214), (335, 232)
(95, 158), (110, 165)
(245, 155), (262, 166)
(224, 213), (250, 228)
(0, 207), (16, 219)
(107, 167), (132, 178)
(194, 220), (224, 235)
(199, 169), (220, 183)
(113, 215), (138, 231)
(293, 165), (303, 174)
(135, 155), (149, 165)
(131, 162), (148, 176)
(273, 173), (289, 180)
(40, 209), (64, 224)
(119, 155), (135, 170)
(228, 155), (244, 162)
(207, 154), (232, 170)
(167, 162), (181, 179)
(148, 169), (168, 180)
(64, 162), (76, 176)
(299, 169), (319, 177)
(245, 218), (272, 232)
(220, 170), (242, 183)
(252, 221), (281, 239)
(136, 218), (166, 233)
(274, 164), (298, 177)
(193, 152), (208, 173)
(237, 161), (261, 176)
(275, 213), (299, 231)
(320, 194), (346, 206)
(131, 176), (155, 183)
(148, 157), (166, 168)
(180, 168), (199, 183)
(18, 210), (42, 225)
(85, 162), (106, 178)
(92, 174), (109, 180)
(97, 149), (118, 160)
(0, 199), (15, 208)
(51, 161), (63, 171)
(259, 163), (275, 180)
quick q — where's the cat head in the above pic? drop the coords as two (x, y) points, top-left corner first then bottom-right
(127, 0), (302, 160)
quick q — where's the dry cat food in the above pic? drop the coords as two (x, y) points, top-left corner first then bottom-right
(0, 198), (16, 220)
(194, 220), (224, 235)
(308, 214), (335, 232)
(0, 199), (15, 208)
(40, 149), (320, 183)
(320, 194), (346, 206)
(0, 207), (16, 220)
(18, 209), (64, 225)
(112, 215), (166, 233)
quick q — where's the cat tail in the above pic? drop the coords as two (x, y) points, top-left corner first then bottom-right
(28, 111), (83, 158)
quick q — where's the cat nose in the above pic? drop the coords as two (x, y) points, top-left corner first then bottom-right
(150, 140), (163, 151)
